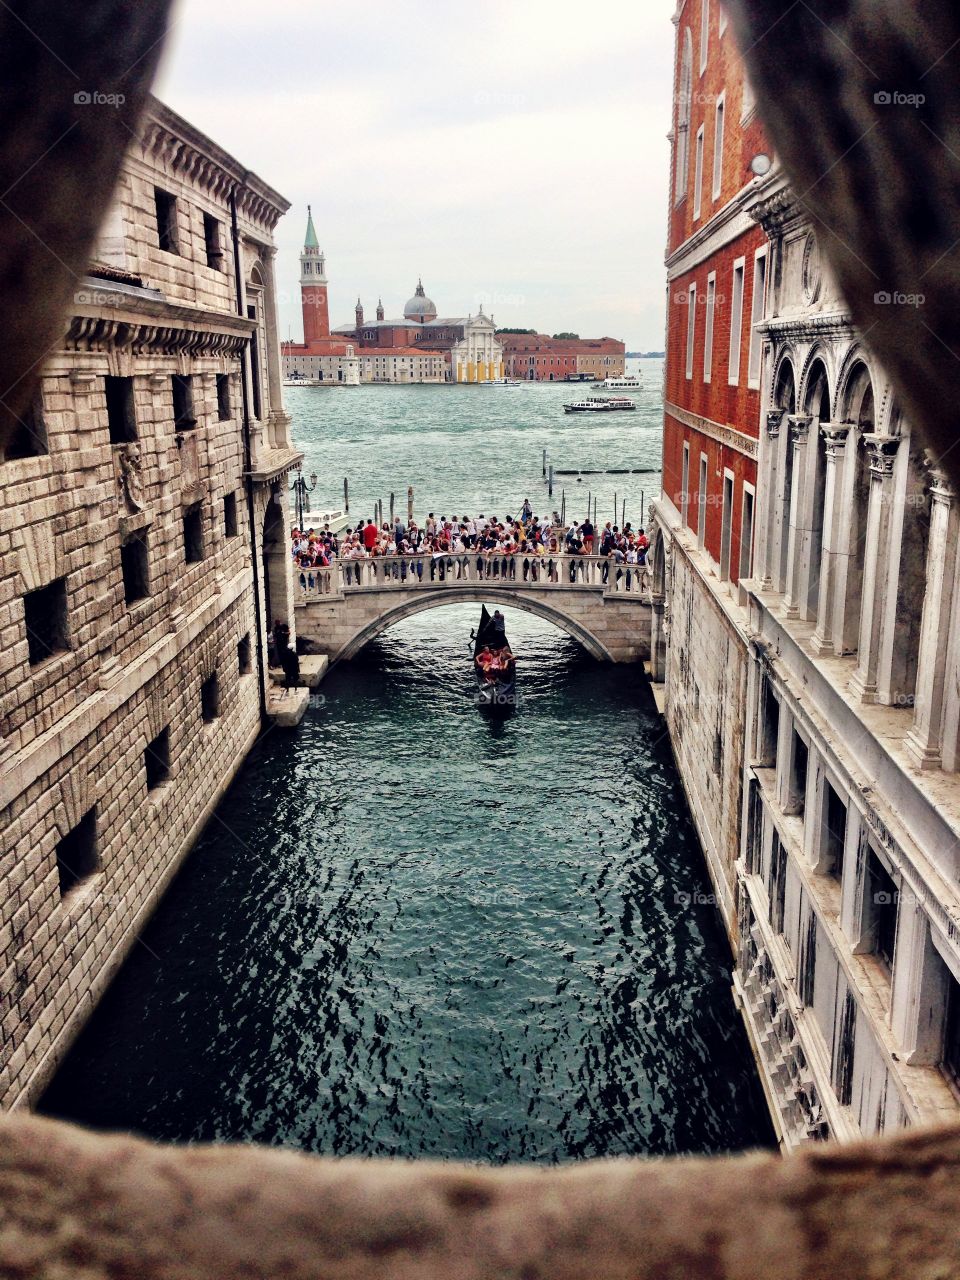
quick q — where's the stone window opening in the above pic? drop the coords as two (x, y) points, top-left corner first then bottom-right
(697, 452), (708, 548)
(216, 373), (231, 422)
(720, 470), (735, 582)
(144, 727), (170, 792)
(120, 533), (149, 605)
(1, 391), (47, 462)
(183, 503), (204, 564)
(154, 187), (180, 255)
(820, 777), (847, 881)
(865, 850), (899, 976)
(237, 633), (252, 676)
(785, 727), (808, 817)
(172, 375), (196, 430)
(201, 671), (220, 724)
(203, 212), (224, 270)
(739, 483), (755, 582)
(56, 807), (98, 902)
(758, 674), (779, 768)
(223, 492), (238, 539)
(23, 577), (69, 666)
(943, 973), (960, 1096)
(105, 375), (137, 444)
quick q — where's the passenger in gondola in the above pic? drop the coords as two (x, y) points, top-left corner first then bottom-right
(475, 645), (497, 681)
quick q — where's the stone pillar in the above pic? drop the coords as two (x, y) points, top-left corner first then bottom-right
(782, 415), (811, 617)
(757, 409), (784, 589)
(889, 898), (950, 1063)
(849, 435), (900, 704)
(811, 424), (850, 654)
(906, 455), (957, 768)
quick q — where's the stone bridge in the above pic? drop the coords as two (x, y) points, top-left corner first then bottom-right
(294, 553), (652, 664)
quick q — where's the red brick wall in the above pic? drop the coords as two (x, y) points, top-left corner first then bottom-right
(301, 284), (330, 344)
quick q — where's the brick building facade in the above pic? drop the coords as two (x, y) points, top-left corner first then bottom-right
(0, 99), (301, 1110)
(500, 333), (626, 381)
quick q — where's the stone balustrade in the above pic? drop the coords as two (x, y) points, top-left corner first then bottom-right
(296, 553), (652, 600)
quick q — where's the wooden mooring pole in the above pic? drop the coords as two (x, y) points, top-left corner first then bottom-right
(407, 486), (414, 524)
(548, 465), (554, 497)
(343, 477), (349, 513)
(390, 492), (395, 524)
(542, 448), (547, 478)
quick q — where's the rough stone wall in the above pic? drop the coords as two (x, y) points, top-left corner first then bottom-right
(0, 103), (292, 1111)
(662, 539), (748, 936)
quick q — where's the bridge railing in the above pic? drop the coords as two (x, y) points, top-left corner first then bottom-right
(295, 553), (652, 600)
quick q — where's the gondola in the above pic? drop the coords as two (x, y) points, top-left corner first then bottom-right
(472, 605), (517, 713)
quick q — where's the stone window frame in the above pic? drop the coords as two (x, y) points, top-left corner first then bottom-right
(681, 440), (691, 530)
(120, 529), (150, 606)
(728, 256), (746, 386)
(739, 480), (756, 583)
(693, 124), (705, 221)
(685, 281), (697, 380)
(720, 466), (735, 582)
(703, 272), (717, 383)
(712, 91), (726, 202)
(154, 186), (180, 256)
(23, 575), (70, 668)
(55, 806), (99, 905)
(747, 246), (769, 390)
(144, 725), (171, 794)
(697, 451), (708, 548)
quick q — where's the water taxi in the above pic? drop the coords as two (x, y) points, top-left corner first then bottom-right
(563, 396), (637, 414)
(591, 375), (644, 390)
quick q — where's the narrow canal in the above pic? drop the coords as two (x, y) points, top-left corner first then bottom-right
(43, 362), (772, 1156)
(42, 609), (773, 1159)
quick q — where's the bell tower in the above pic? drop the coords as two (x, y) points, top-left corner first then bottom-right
(299, 205), (330, 345)
(355, 298), (364, 328)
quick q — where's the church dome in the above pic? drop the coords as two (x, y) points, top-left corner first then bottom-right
(403, 278), (437, 321)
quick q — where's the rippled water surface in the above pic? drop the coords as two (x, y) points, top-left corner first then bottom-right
(42, 361), (772, 1157)
(43, 609), (772, 1159)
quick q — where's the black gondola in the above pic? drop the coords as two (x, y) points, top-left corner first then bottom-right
(472, 605), (516, 712)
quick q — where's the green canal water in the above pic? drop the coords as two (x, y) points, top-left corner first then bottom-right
(41, 361), (774, 1159)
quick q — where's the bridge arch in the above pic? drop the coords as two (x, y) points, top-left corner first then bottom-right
(336, 589), (617, 663)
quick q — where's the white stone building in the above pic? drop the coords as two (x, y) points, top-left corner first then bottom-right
(653, 162), (960, 1148)
(0, 98), (303, 1110)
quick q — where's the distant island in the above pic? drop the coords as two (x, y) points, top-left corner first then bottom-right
(627, 350), (665, 358)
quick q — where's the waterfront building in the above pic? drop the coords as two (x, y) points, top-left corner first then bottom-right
(334, 280), (505, 382)
(0, 98), (302, 1110)
(280, 209), (360, 385)
(500, 333), (626, 381)
(650, 0), (960, 1148)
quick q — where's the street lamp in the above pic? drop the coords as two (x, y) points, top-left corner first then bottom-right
(291, 468), (318, 531)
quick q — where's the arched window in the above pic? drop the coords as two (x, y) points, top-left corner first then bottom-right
(675, 29), (693, 204)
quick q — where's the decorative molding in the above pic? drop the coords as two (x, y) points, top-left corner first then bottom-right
(664, 403), (759, 459)
(66, 314), (249, 358)
(787, 414), (812, 442)
(820, 423), (851, 459)
(665, 171), (785, 281)
(863, 433), (900, 477)
(761, 312), (854, 341)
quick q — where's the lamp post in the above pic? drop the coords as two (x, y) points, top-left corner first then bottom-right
(291, 467), (318, 531)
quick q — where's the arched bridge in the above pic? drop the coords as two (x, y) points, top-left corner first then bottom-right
(294, 554), (652, 664)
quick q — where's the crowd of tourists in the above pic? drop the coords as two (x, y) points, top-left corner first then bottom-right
(290, 500), (651, 589)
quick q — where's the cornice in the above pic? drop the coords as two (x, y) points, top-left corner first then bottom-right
(66, 287), (255, 357)
(665, 401), (759, 459)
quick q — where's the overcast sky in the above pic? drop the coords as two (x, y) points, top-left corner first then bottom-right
(153, 1), (675, 350)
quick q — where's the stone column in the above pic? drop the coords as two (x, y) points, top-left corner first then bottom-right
(849, 435), (900, 704)
(906, 455), (958, 769)
(782, 415), (811, 617)
(757, 409), (785, 589)
(811, 424), (850, 654)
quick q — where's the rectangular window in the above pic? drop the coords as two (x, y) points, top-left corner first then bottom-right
(728, 257), (746, 385)
(742, 69), (757, 121)
(183, 503), (204, 564)
(712, 95), (725, 200)
(216, 373), (232, 421)
(2, 392), (48, 462)
(154, 187), (180, 254)
(697, 453), (708, 548)
(866, 851), (898, 974)
(720, 470), (734, 581)
(24, 577), (69, 665)
(685, 282), (697, 380)
(203, 212), (224, 270)
(681, 442), (690, 529)
(172, 375), (196, 430)
(769, 830), (787, 934)
(943, 974), (960, 1092)
(223, 492), (238, 539)
(248, 309), (262, 421)
(120, 533), (149, 605)
(739, 483), (755, 581)
(700, 0), (710, 72)
(823, 778), (847, 881)
(201, 671), (220, 723)
(789, 729), (808, 816)
(748, 249), (768, 387)
(105, 375), (136, 444)
(238, 633), (252, 676)
(56, 807), (98, 901)
(144, 727), (171, 792)
(693, 126), (705, 220)
(703, 274), (716, 382)
(759, 675), (779, 768)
